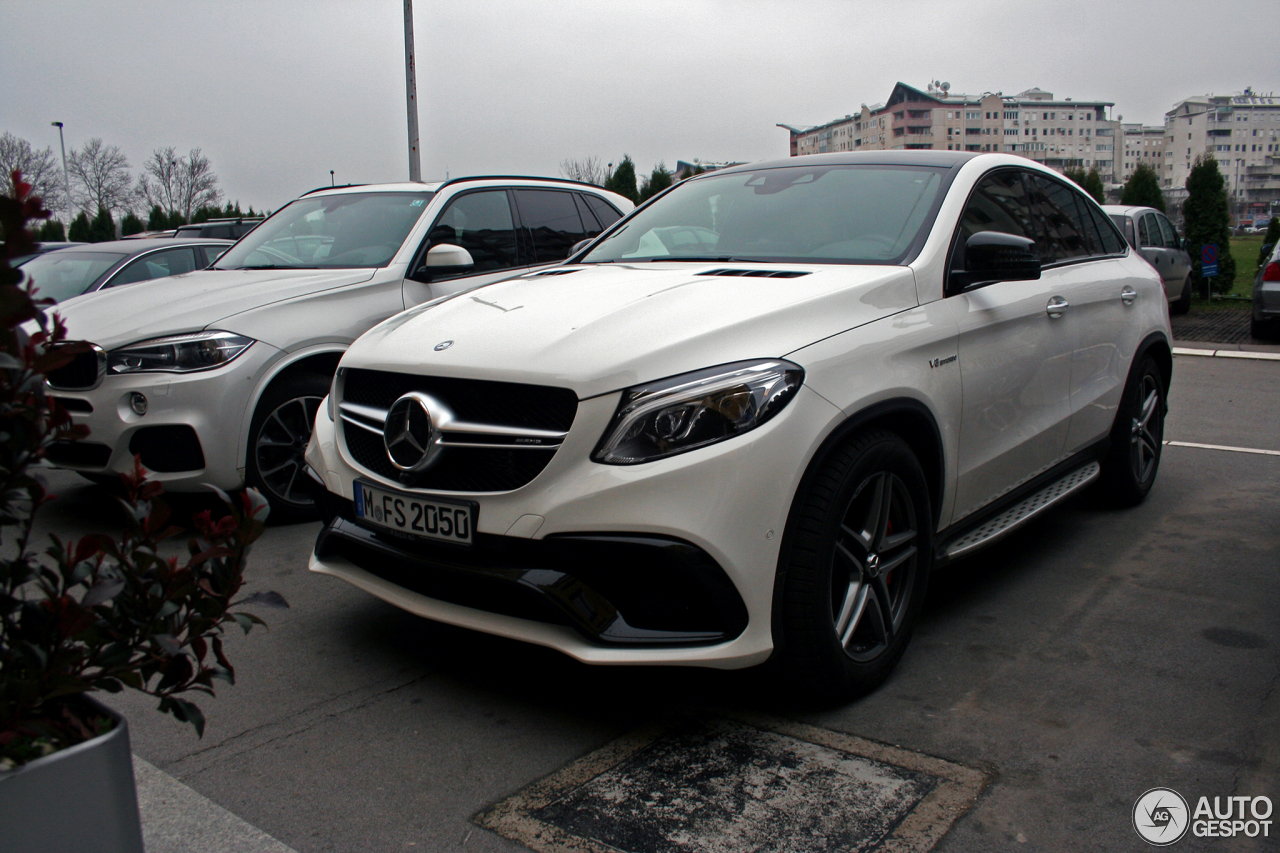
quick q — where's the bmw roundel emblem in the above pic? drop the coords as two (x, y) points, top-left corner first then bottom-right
(434, 340), (453, 352)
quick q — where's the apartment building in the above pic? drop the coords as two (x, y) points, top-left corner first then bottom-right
(780, 82), (1123, 182)
(1120, 123), (1167, 182)
(1162, 89), (1280, 222)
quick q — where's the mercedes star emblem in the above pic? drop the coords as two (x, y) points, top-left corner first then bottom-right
(383, 394), (440, 472)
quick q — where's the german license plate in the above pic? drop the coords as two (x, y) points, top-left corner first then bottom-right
(353, 480), (474, 545)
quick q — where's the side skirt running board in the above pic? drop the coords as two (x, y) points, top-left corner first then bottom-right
(940, 461), (1101, 561)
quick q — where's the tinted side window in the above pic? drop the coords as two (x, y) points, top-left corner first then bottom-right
(1030, 176), (1089, 263)
(1156, 213), (1179, 249)
(1139, 213), (1158, 247)
(514, 190), (588, 263)
(1088, 206), (1127, 255)
(952, 169), (1039, 272)
(107, 247), (198, 286)
(1070, 194), (1106, 256)
(583, 194), (623, 229)
(426, 190), (518, 275)
(573, 193), (602, 235)
(198, 245), (228, 266)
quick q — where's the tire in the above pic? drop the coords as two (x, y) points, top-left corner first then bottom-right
(1170, 277), (1191, 315)
(246, 373), (329, 524)
(775, 430), (932, 702)
(1252, 316), (1277, 341)
(1096, 354), (1165, 507)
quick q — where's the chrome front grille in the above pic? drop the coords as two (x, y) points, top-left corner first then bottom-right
(338, 369), (578, 492)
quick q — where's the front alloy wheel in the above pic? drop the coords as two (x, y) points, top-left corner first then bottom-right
(777, 430), (932, 701)
(247, 373), (330, 523)
(831, 471), (919, 662)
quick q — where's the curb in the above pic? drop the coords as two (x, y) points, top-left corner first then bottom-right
(1172, 345), (1280, 362)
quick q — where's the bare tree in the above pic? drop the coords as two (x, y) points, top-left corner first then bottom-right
(559, 156), (606, 186)
(0, 132), (65, 213)
(68, 137), (133, 215)
(137, 146), (223, 221)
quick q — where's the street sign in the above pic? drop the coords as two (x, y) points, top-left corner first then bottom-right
(1201, 244), (1218, 277)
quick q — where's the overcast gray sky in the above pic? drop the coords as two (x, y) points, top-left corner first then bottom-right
(3, 0), (1276, 213)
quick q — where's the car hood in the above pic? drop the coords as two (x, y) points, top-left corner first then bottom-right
(344, 262), (918, 399)
(52, 268), (377, 349)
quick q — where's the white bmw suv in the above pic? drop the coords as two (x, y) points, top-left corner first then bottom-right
(41, 177), (631, 520)
(305, 152), (1172, 697)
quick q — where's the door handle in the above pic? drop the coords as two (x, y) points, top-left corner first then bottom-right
(1121, 286), (1137, 305)
(1046, 296), (1069, 318)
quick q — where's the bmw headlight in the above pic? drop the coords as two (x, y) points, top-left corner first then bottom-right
(593, 360), (804, 465)
(108, 331), (254, 375)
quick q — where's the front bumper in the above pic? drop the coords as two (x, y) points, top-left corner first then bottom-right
(43, 342), (279, 491)
(306, 384), (843, 668)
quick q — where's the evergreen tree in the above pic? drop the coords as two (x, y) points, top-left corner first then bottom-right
(1083, 168), (1105, 205)
(1182, 156), (1234, 295)
(121, 212), (145, 236)
(68, 211), (91, 242)
(87, 207), (116, 243)
(147, 205), (167, 231)
(37, 219), (66, 241)
(1121, 164), (1165, 211)
(604, 156), (639, 204)
(638, 163), (673, 203)
(1063, 166), (1087, 186)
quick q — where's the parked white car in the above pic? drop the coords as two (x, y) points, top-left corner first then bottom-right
(306, 152), (1173, 698)
(42, 178), (631, 521)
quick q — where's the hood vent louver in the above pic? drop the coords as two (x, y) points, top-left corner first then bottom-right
(698, 268), (811, 279)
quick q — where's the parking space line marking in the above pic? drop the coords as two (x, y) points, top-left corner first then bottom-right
(1172, 347), (1280, 361)
(1164, 440), (1280, 457)
(133, 756), (299, 853)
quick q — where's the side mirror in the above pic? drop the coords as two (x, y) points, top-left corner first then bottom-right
(1182, 238), (1192, 252)
(412, 243), (474, 282)
(426, 243), (474, 268)
(950, 231), (1041, 293)
(569, 239), (592, 257)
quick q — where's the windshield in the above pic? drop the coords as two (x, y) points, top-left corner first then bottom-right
(582, 164), (946, 265)
(20, 251), (126, 303)
(214, 191), (434, 270)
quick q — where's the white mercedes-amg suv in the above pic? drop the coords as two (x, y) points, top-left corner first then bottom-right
(40, 177), (631, 521)
(305, 152), (1172, 697)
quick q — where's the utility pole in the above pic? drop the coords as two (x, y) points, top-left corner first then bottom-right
(404, 0), (421, 182)
(50, 121), (71, 221)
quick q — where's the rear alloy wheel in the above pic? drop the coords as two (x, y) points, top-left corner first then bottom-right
(246, 373), (329, 523)
(1097, 354), (1165, 507)
(777, 431), (932, 701)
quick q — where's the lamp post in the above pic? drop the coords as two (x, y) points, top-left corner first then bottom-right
(50, 121), (71, 222)
(403, 0), (421, 182)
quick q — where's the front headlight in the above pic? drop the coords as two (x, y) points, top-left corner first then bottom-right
(592, 359), (804, 465)
(108, 331), (254, 375)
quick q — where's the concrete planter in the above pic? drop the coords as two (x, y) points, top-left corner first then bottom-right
(0, 696), (144, 853)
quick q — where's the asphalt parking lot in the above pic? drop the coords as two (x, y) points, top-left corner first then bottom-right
(33, 349), (1279, 853)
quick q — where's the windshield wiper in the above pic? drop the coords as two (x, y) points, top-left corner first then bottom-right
(646, 256), (758, 263)
(229, 265), (317, 270)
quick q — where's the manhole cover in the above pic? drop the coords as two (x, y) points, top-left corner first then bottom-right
(475, 714), (988, 853)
